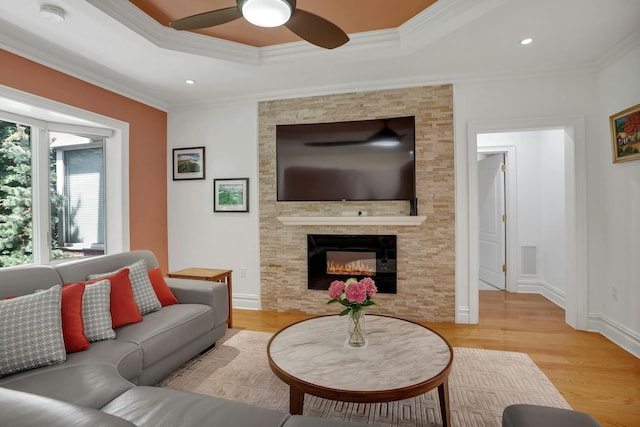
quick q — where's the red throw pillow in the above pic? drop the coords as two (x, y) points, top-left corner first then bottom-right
(148, 268), (178, 306)
(92, 268), (143, 328)
(61, 283), (90, 353)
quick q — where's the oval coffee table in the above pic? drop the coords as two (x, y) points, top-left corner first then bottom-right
(267, 314), (453, 427)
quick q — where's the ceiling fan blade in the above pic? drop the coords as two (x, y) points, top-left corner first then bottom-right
(284, 9), (349, 49)
(170, 7), (242, 31)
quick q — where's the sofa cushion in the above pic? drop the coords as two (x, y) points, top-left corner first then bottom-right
(0, 339), (142, 395)
(114, 304), (214, 368)
(0, 364), (134, 409)
(82, 280), (116, 342)
(0, 387), (137, 427)
(0, 285), (66, 377)
(89, 259), (161, 315)
(64, 339), (143, 383)
(61, 283), (90, 353)
(148, 267), (178, 306)
(102, 386), (290, 427)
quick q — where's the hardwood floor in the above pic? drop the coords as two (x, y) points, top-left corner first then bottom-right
(233, 291), (640, 427)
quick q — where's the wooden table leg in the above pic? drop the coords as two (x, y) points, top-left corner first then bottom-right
(437, 379), (451, 427)
(289, 386), (304, 415)
(226, 273), (233, 328)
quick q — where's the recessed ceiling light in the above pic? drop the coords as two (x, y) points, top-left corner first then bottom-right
(520, 38), (533, 46)
(185, 79), (196, 85)
(40, 4), (66, 23)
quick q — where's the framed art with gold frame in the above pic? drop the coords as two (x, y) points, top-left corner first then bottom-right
(610, 104), (640, 163)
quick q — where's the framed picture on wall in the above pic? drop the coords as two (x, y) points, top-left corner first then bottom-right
(214, 178), (249, 212)
(173, 147), (206, 180)
(610, 104), (640, 163)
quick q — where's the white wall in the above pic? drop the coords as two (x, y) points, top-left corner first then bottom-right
(539, 130), (566, 298)
(167, 102), (261, 309)
(593, 44), (640, 355)
(477, 129), (566, 300)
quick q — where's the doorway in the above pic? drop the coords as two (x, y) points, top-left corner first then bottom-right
(478, 152), (506, 291)
(476, 129), (570, 311)
(459, 117), (588, 329)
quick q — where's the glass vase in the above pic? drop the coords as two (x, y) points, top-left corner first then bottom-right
(347, 310), (366, 347)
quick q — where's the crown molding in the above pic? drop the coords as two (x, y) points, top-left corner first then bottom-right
(595, 27), (640, 71)
(87, 0), (260, 66)
(258, 29), (402, 63)
(400, 0), (509, 50)
(0, 22), (168, 111)
(168, 63), (597, 112)
(87, 0), (505, 65)
(89, 0), (404, 64)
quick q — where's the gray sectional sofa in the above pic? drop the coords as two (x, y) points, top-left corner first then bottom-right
(0, 250), (371, 427)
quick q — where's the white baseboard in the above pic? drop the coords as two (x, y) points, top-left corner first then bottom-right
(588, 314), (640, 358)
(516, 279), (566, 309)
(232, 293), (260, 310)
(516, 281), (639, 358)
(456, 306), (471, 324)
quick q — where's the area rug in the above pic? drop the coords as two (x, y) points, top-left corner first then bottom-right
(159, 330), (570, 426)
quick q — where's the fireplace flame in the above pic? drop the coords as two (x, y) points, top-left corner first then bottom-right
(327, 259), (376, 276)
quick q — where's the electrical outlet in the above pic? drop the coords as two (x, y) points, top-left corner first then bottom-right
(611, 286), (618, 302)
(240, 268), (247, 278)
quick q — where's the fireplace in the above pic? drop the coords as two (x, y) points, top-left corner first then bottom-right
(307, 234), (397, 293)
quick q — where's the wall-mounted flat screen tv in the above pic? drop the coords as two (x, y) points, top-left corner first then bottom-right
(276, 116), (415, 202)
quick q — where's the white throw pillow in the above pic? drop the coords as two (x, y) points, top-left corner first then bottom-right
(0, 285), (66, 377)
(88, 259), (161, 315)
(82, 280), (116, 342)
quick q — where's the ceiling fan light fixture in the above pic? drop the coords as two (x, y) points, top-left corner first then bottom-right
(241, 0), (292, 28)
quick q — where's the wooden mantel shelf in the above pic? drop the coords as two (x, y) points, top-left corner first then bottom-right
(276, 216), (427, 226)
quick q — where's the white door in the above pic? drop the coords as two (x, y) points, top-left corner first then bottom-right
(478, 153), (506, 290)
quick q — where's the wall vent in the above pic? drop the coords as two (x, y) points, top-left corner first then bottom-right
(521, 246), (538, 275)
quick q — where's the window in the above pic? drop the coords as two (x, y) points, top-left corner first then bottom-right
(0, 120), (34, 266)
(1, 86), (129, 267)
(51, 132), (106, 260)
(0, 121), (109, 266)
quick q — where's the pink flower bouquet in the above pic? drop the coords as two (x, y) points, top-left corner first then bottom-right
(327, 277), (377, 316)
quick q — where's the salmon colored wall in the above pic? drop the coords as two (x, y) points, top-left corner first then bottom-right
(0, 49), (169, 272)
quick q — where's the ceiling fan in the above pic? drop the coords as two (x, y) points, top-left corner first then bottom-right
(169, 0), (349, 49)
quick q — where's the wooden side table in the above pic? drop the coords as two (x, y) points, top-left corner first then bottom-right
(166, 268), (233, 328)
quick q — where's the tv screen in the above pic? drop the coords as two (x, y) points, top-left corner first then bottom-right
(276, 116), (415, 202)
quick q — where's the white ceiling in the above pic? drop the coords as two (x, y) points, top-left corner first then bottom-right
(0, 0), (639, 111)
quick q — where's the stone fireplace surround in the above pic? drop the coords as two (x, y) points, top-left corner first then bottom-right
(259, 85), (455, 322)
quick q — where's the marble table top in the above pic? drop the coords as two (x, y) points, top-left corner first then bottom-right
(268, 314), (453, 392)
